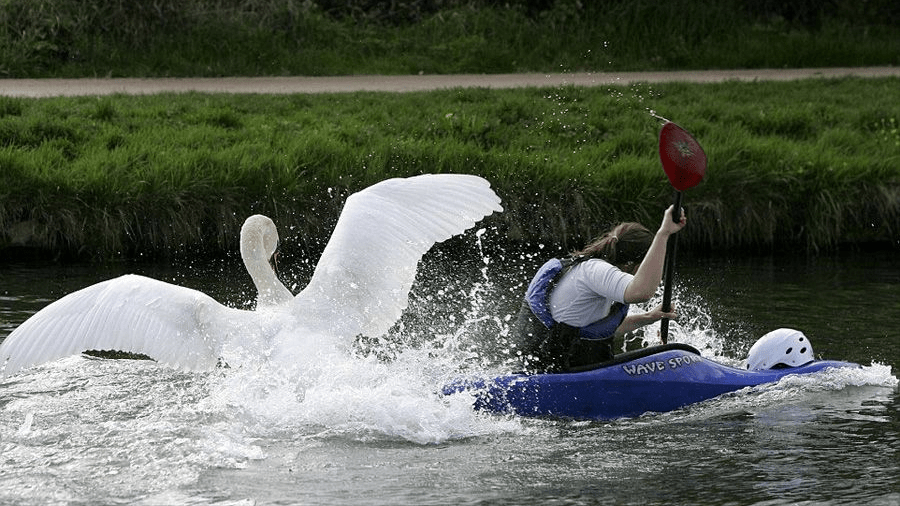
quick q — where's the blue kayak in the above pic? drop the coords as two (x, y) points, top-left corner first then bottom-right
(442, 344), (859, 420)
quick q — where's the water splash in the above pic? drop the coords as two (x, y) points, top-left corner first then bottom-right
(196, 232), (528, 446)
(618, 287), (737, 365)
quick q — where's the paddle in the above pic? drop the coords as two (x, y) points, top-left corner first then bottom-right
(658, 121), (707, 343)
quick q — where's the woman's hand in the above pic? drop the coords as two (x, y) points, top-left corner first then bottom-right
(645, 303), (677, 322)
(658, 205), (687, 237)
(614, 303), (678, 336)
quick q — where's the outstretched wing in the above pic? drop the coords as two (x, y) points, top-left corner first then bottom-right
(296, 174), (502, 338)
(0, 274), (248, 377)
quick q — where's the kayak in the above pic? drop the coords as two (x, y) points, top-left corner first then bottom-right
(441, 343), (859, 420)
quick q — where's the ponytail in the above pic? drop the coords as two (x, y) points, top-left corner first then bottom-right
(574, 222), (652, 266)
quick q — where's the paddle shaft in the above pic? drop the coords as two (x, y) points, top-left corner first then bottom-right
(660, 191), (682, 344)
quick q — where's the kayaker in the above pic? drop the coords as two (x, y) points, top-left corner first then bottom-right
(512, 205), (686, 373)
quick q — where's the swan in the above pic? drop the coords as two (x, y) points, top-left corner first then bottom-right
(0, 213), (287, 374)
(0, 174), (503, 378)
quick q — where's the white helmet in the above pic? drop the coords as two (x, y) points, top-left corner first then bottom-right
(745, 328), (815, 371)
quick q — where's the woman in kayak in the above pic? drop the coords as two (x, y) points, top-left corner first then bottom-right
(513, 205), (686, 373)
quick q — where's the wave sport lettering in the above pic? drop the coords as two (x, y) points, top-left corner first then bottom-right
(621, 354), (702, 376)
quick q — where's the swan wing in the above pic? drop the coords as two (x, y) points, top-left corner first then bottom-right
(0, 274), (249, 377)
(298, 174), (502, 338)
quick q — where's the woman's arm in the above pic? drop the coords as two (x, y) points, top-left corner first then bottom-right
(623, 205), (686, 303)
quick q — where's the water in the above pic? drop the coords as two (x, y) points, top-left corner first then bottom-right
(1, 247), (898, 506)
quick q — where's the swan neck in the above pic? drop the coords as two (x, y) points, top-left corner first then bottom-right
(241, 235), (292, 307)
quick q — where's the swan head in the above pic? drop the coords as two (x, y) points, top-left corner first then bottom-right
(240, 214), (293, 307)
(241, 214), (280, 262)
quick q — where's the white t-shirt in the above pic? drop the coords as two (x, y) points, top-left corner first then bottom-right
(548, 259), (633, 327)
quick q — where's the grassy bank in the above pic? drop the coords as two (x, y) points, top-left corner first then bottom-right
(2, 0), (899, 78)
(1, 77), (898, 261)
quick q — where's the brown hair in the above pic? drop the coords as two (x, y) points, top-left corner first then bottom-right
(573, 222), (653, 267)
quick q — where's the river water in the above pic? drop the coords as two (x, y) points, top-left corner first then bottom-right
(0, 242), (897, 506)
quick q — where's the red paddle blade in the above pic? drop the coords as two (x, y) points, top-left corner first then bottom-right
(659, 122), (707, 191)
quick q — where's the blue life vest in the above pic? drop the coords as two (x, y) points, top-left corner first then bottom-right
(524, 258), (568, 328)
(524, 257), (630, 341)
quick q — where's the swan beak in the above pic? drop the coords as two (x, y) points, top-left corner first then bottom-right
(271, 247), (281, 274)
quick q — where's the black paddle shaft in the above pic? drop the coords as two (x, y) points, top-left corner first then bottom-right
(660, 191), (683, 344)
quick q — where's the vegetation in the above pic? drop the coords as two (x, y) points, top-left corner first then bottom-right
(2, 77), (898, 261)
(2, 0), (899, 260)
(1, 0), (899, 78)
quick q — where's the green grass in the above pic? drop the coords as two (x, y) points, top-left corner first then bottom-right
(2, 0), (899, 78)
(1, 77), (898, 260)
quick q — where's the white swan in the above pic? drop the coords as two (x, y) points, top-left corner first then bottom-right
(0, 174), (503, 377)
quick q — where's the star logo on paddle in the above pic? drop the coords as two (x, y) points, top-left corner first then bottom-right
(675, 140), (694, 158)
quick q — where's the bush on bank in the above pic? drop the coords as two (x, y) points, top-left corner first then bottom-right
(1, 78), (898, 261)
(1, 0), (899, 78)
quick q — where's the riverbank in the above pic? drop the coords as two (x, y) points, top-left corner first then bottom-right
(2, 75), (898, 261)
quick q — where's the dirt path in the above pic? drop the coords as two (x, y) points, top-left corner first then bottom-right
(2, 67), (898, 97)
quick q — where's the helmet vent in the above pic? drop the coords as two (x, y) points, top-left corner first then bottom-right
(800, 347), (807, 353)
(785, 347), (793, 354)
